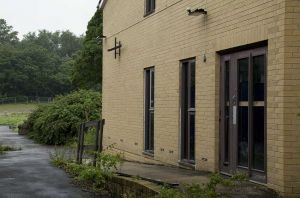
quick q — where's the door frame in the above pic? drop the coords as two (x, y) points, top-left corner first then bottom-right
(219, 46), (267, 183)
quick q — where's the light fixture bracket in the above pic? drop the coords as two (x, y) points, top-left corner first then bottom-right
(187, 8), (207, 16)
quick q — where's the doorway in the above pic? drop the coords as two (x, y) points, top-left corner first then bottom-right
(220, 47), (267, 183)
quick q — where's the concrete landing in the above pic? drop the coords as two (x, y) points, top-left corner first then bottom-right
(118, 161), (279, 198)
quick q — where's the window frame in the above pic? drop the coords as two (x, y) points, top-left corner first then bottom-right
(144, 0), (155, 17)
(180, 58), (196, 164)
(144, 67), (155, 154)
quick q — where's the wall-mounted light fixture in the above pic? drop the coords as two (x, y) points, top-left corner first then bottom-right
(187, 8), (207, 16)
(96, 35), (107, 44)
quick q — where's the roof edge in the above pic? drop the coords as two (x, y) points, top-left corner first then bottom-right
(97, 0), (107, 10)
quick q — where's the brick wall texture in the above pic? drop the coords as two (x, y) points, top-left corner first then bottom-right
(101, 0), (300, 196)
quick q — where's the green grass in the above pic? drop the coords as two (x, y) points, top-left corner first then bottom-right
(0, 113), (29, 126)
(0, 103), (38, 127)
(0, 103), (38, 114)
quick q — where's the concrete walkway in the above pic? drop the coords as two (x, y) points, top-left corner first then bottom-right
(0, 126), (90, 198)
(118, 161), (279, 198)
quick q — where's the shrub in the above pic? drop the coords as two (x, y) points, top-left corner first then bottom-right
(23, 89), (101, 145)
(155, 173), (247, 198)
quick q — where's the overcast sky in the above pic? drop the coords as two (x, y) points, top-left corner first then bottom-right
(0, 0), (99, 39)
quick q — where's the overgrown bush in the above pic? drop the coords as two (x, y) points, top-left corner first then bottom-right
(22, 89), (101, 145)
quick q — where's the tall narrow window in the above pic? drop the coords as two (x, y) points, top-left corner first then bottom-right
(145, 67), (155, 153)
(181, 59), (196, 162)
(145, 0), (155, 16)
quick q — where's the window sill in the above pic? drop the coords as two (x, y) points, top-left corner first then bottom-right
(144, 10), (155, 17)
(178, 160), (195, 170)
(143, 151), (154, 158)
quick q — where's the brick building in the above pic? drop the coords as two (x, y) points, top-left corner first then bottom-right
(98, 0), (300, 196)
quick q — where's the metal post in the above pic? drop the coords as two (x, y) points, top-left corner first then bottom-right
(99, 119), (105, 153)
(79, 124), (85, 164)
(76, 124), (83, 163)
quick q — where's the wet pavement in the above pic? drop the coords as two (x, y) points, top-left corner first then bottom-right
(0, 126), (90, 198)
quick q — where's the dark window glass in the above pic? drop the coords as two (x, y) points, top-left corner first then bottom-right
(145, 68), (154, 152)
(181, 59), (196, 162)
(149, 112), (154, 151)
(252, 107), (265, 171)
(190, 62), (196, 108)
(225, 61), (230, 103)
(238, 107), (248, 167)
(224, 61), (230, 163)
(253, 55), (265, 101)
(145, 0), (155, 15)
(189, 114), (195, 161)
(150, 70), (155, 108)
(238, 58), (249, 102)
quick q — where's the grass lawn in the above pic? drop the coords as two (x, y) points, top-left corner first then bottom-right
(0, 103), (38, 115)
(0, 103), (38, 127)
(0, 113), (29, 126)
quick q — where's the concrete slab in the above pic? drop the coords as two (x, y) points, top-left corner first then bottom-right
(118, 161), (279, 198)
(0, 126), (90, 198)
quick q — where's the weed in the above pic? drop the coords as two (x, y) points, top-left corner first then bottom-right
(50, 147), (122, 195)
(155, 187), (183, 198)
(155, 173), (248, 198)
(0, 145), (21, 154)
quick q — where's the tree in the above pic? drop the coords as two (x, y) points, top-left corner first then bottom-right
(71, 10), (103, 90)
(0, 19), (18, 44)
(0, 19), (83, 97)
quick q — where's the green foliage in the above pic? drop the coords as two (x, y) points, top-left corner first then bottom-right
(156, 187), (183, 198)
(0, 145), (21, 154)
(0, 19), (83, 97)
(96, 152), (122, 175)
(72, 10), (103, 90)
(24, 90), (101, 145)
(0, 19), (18, 44)
(50, 148), (122, 192)
(155, 173), (247, 198)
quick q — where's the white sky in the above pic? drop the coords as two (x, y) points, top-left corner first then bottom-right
(0, 0), (99, 39)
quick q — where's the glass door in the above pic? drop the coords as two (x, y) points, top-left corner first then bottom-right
(220, 47), (266, 183)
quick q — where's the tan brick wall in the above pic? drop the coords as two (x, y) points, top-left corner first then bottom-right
(282, 0), (300, 197)
(101, 0), (298, 195)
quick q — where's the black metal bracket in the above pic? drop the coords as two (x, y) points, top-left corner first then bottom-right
(108, 37), (122, 59)
(187, 8), (207, 16)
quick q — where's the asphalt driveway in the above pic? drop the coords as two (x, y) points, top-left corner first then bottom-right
(0, 126), (90, 198)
